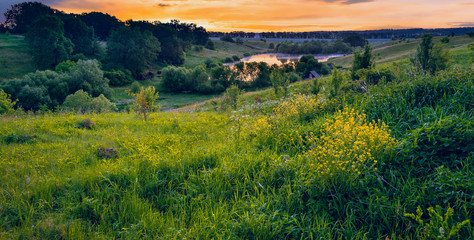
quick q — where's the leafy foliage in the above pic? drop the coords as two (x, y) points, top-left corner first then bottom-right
(0, 90), (17, 114)
(131, 86), (159, 121)
(412, 34), (450, 74)
(26, 15), (73, 70)
(106, 27), (161, 75)
(62, 90), (114, 113)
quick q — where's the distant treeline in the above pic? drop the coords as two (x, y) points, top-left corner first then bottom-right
(210, 27), (474, 40)
(275, 40), (352, 54)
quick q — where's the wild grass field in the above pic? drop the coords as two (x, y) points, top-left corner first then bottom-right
(1, 43), (473, 239)
(1, 32), (473, 239)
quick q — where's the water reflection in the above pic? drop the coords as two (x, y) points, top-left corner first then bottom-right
(225, 53), (345, 66)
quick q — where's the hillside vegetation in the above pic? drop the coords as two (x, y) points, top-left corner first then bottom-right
(1, 38), (473, 238)
(329, 35), (473, 68)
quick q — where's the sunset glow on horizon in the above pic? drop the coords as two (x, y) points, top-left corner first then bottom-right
(1, 0), (473, 32)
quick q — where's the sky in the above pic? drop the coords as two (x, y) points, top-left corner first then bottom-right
(1, 0), (473, 32)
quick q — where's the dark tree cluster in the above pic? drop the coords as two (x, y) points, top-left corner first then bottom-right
(2, 2), (210, 73)
(0, 59), (111, 111)
(210, 27), (474, 40)
(275, 40), (351, 55)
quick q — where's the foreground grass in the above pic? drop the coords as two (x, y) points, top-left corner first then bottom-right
(1, 65), (473, 239)
(0, 34), (36, 81)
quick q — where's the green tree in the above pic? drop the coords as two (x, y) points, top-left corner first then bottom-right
(62, 90), (114, 113)
(351, 44), (374, 80)
(412, 34), (449, 75)
(79, 11), (123, 40)
(161, 66), (190, 92)
(222, 85), (242, 111)
(68, 59), (111, 98)
(61, 14), (96, 56)
(0, 90), (17, 114)
(331, 69), (344, 97)
(26, 15), (73, 70)
(4, 2), (55, 34)
(131, 86), (159, 121)
(106, 27), (161, 75)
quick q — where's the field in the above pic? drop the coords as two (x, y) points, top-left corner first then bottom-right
(2, 47), (474, 238)
(0, 34), (36, 81)
(184, 39), (272, 68)
(328, 35), (474, 68)
(1, 33), (473, 239)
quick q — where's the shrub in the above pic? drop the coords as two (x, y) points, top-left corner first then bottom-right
(224, 57), (233, 63)
(62, 90), (114, 113)
(221, 85), (242, 111)
(405, 205), (470, 239)
(304, 109), (396, 189)
(0, 89), (17, 114)
(131, 86), (159, 121)
(76, 119), (96, 130)
(232, 55), (240, 61)
(220, 35), (234, 43)
(104, 69), (133, 86)
(405, 117), (473, 169)
(205, 40), (215, 50)
(130, 81), (141, 94)
(2, 133), (37, 144)
(96, 146), (118, 159)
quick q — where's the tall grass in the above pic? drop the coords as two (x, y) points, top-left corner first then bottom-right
(1, 66), (473, 238)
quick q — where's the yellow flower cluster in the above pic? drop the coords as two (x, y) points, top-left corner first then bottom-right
(306, 108), (396, 185)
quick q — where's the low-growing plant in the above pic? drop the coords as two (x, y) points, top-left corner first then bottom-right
(0, 89), (17, 114)
(405, 205), (471, 239)
(76, 119), (96, 130)
(304, 108), (396, 189)
(96, 146), (119, 159)
(2, 133), (37, 144)
(130, 86), (159, 121)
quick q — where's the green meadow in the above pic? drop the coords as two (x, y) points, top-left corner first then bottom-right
(1, 33), (473, 239)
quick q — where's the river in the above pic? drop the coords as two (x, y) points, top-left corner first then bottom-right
(224, 53), (345, 67)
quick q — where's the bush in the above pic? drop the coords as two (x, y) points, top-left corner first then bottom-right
(221, 85), (242, 111)
(96, 146), (118, 159)
(0, 89), (17, 114)
(76, 119), (96, 130)
(205, 40), (215, 50)
(304, 109), (396, 189)
(62, 90), (114, 113)
(161, 66), (190, 92)
(405, 117), (473, 169)
(224, 57), (234, 63)
(104, 69), (133, 86)
(2, 133), (37, 144)
(220, 35), (234, 43)
(232, 55), (240, 61)
(130, 81), (141, 94)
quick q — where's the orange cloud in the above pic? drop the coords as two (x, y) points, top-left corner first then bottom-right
(48, 0), (474, 32)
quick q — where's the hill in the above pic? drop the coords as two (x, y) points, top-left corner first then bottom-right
(328, 35), (473, 68)
(1, 41), (473, 238)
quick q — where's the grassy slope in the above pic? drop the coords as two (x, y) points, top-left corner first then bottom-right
(0, 34), (36, 81)
(328, 35), (474, 68)
(0, 41), (473, 239)
(185, 39), (271, 68)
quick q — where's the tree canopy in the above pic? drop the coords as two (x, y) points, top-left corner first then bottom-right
(106, 27), (161, 75)
(26, 15), (73, 70)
